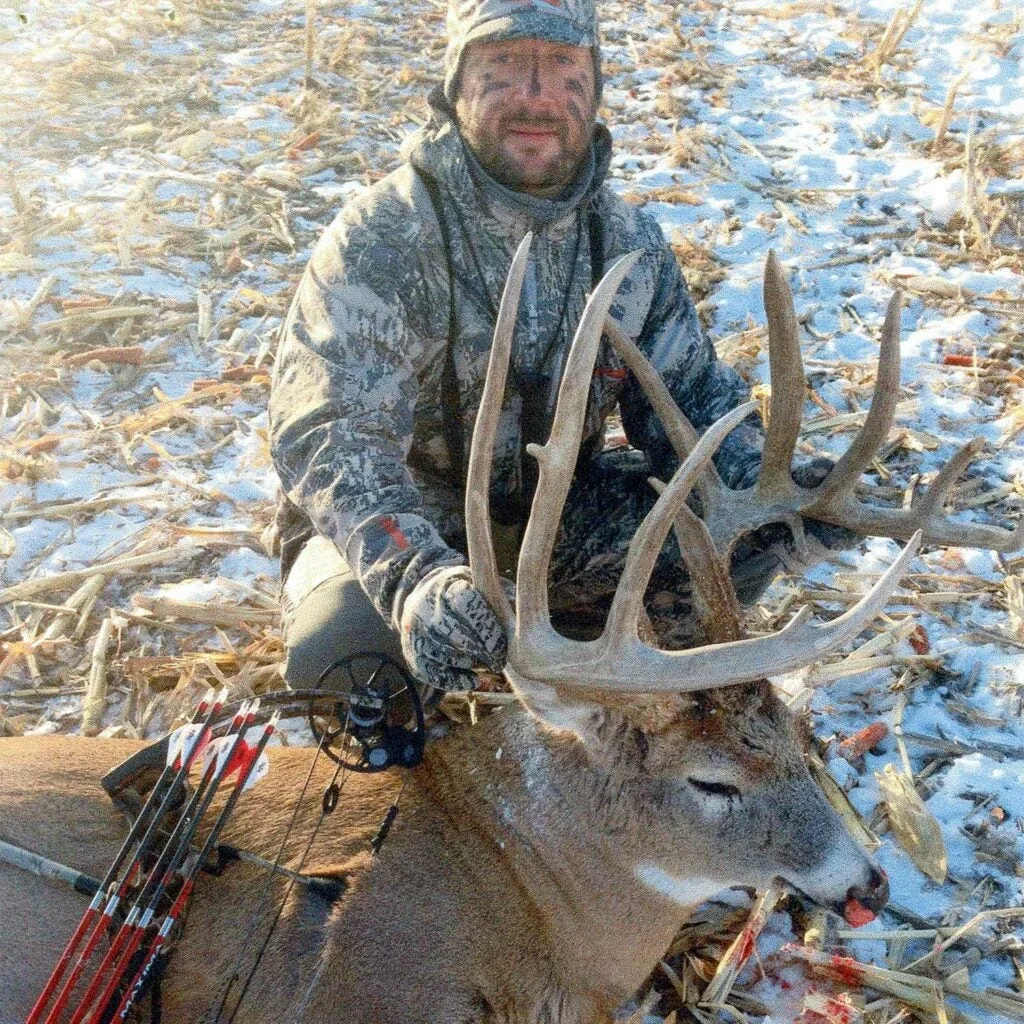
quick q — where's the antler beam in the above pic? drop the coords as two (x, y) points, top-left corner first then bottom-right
(467, 242), (922, 695)
(605, 251), (1022, 556)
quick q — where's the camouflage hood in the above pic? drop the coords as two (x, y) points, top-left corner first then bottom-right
(443, 0), (602, 102)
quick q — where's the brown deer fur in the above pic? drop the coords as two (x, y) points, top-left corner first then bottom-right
(0, 682), (883, 1024)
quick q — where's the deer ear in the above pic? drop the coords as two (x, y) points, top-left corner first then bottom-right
(508, 675), (605, 744)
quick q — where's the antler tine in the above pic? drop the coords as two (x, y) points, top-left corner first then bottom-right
(907, 437), (984, 524)
(603, 401), (756, 647)
(604, 321), (702, 457)
(809, 438), (1024, 549)
(603, 320), (722, 518)
(664, 500), (744, 644)
(511, 408), (922, 693)
(814, 290), (903, 501)
(600, 319), (744, 643)
(760, 251), (805, 497)
(515, 250), (644, 643)
(465, 232), (532, 632)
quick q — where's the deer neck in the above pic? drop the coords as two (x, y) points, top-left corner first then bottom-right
(433, 709), (708, 1001)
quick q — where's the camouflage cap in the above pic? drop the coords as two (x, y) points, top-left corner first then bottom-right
(444, 0), (601, 100)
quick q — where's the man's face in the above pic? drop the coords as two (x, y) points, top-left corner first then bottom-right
(454, 38), (597, 199)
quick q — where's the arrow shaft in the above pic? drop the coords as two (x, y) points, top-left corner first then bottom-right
(32, 695), (224, 1024)
(110, 916), (177, 1023)
(111, 717), (279, 1023)
(74, 709), (259, 1024)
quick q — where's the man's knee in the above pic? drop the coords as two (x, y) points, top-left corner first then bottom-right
(281, 536), (404, 689)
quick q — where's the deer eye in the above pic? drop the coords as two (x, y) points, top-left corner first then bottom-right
(686, 778), (741, 800)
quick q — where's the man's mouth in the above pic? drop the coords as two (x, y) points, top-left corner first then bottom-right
(506, 123), (562, 141)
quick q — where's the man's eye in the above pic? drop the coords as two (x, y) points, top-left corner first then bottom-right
(686, 778), (741, 800)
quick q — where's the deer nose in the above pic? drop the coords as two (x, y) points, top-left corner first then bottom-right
(842, 865), (889, 926)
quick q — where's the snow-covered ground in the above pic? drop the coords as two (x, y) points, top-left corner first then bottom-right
(2, 0), (1023, 1020)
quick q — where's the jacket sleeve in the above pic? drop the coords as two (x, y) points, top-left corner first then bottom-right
(617, 228), (764, 490)
(269, 194), (463, 628)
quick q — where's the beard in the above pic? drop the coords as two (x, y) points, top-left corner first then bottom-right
(462, 111), (594, 198)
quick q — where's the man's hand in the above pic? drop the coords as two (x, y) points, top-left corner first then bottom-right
(791, 455), (835, 491)
(399, 565), (509, 692)
(792, 456), (859, 551)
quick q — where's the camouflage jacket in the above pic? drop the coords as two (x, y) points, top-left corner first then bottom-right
(269, 93), (762, 628)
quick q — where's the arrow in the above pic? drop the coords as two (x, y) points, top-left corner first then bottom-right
(68, 700), (260, 1024)
(29, 687), (227, 1024)
(109, 712), (281, 1023)
(201, 726), (271, 792)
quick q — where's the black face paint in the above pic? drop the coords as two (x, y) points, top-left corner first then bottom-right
(528, 60), (542, 96)
(565, 74), (590, 98)
(481, 77), (514, 96)
(565, 99), (586, 124)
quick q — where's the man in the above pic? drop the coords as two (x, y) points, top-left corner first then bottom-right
(269, 0), (840, 694)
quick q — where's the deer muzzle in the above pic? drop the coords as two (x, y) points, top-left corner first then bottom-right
(842, 864), (889, 926)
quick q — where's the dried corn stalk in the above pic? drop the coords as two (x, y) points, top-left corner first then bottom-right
(701, 883), (785, 1010)
(809, 753), (882, 853)
(1006, 575), (1024, 639)
(82, 616), (113, 737)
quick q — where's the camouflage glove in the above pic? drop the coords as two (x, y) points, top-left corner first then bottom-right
(730, 456), (863, 605)
(399, 565), (508, 692)
(792, 456), (860, 552)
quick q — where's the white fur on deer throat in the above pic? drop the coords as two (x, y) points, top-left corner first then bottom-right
(634, 863), (727, 908)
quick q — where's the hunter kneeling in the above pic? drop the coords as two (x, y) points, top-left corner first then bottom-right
(267, 0), (849, 697)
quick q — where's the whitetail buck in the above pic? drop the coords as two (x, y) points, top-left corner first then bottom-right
(1, 241), (1019, 1024)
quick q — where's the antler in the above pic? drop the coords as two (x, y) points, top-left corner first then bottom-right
(604, 251), (1023, 559)
(467, 237), (920, 694)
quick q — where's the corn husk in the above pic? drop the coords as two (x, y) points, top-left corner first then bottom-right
(876, 764), (948, 884)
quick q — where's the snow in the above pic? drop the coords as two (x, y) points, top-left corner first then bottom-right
(2, 0), (1024, 1018)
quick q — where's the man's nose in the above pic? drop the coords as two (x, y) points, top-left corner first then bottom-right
(514, 59), (561, 107)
